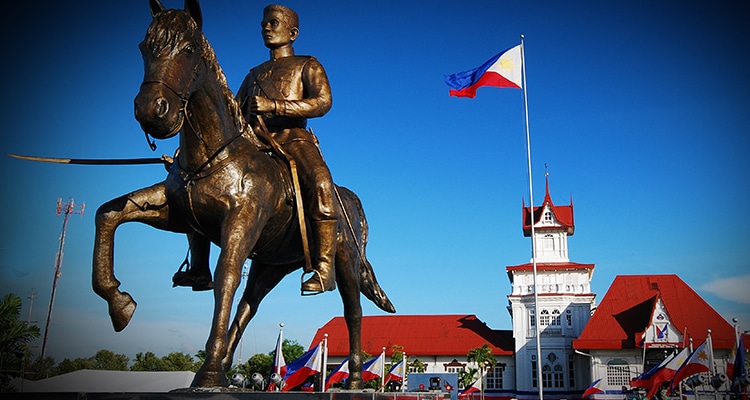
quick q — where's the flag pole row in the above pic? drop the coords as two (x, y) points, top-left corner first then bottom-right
(585, 328), (748, 398)
(267, 329), (407, 392)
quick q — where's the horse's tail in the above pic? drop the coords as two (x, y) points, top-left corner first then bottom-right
(361, 257), (396, 313)
(338, 186), (395, 314)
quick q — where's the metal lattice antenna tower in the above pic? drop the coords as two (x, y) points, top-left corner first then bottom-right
(41, 197), (84, 358)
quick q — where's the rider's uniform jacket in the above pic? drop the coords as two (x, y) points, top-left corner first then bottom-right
(236, 55), (332, 145)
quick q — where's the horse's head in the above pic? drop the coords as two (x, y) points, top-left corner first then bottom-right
(134, 0), (205, 140)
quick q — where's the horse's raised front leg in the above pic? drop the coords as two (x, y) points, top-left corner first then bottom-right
(192, 210), (265, 387)
(222, 261), (299, 369)
(92, 183), (182, 332)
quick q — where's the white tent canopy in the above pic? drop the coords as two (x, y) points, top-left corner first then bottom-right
(12, 369), (195, 393)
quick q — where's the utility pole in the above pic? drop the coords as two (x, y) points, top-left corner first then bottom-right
(41, 198), (84, 358)
(27, 288), (37, 325)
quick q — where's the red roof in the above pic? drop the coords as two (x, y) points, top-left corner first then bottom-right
(523, 177), (574, 236)
(505, 261), (595, 281)
(572, 274), (735, 350)
(310, 314), (514, 357)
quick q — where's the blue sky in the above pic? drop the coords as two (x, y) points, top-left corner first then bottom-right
(1, 0), (748, 363)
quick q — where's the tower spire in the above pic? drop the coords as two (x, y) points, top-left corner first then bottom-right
(543, 164), (552, 205)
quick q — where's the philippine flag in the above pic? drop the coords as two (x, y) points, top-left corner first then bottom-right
(384, 359), (405, 385)
(444, 45), (522, 98)
(281, 344), (322, 392)
(669, 339), (712, 393)
(631, 347), (689, 399)
(267, 331), (287, 391)
(361, 353), (385, 382)
(458, 379), (481, 398)
(325, 358), (350, 390)
(582, 378), (606, 398)
(727, 335), (745, 380)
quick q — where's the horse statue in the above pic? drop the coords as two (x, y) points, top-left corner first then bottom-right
(92, 0), (395, 388)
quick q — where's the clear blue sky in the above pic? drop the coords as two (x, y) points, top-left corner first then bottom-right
(1, 0), (748, 363)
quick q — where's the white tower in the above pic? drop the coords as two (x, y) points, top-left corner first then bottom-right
(506, 177), (595, 395)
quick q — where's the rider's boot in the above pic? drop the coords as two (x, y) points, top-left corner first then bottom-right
(302, 220), (337, 295)
(172, 266), (213, 291)
(172, 233), (214, 291)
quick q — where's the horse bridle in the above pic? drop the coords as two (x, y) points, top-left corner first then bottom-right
(139, 56), (205, 151)
(140, 54), (247, 180)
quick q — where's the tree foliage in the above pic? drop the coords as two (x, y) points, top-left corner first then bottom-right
(0, 293), (41, 391)
(228, 338), (306, 387)
(466, 343), (496, 388)
(131, 351), (199, 372)
(467, 344), (496, 370)
(91, 349), (129, 371)
(277, 339), (304, 364)
(160, 352), (199, 372)
(23, 355), (57, 382)
(45, 350), (122, 377)
(130, 352), (162, 371)
(410, 358), (427, 373)
(55, 357), (94, 375)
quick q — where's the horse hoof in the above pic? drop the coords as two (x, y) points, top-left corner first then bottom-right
(109, 291), (136, 332)
(191, 368), (228, 388)
(346, 377), (364, 390)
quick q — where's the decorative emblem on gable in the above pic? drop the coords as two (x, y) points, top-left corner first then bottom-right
(655, 323), (669, 341)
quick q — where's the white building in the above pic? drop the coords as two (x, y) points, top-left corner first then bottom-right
(312, 177), (742, 399)
(505, 177), (596, 397)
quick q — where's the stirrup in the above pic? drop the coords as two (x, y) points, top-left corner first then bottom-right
(172, 256), (213, 291)
(301, 270), (326, 296)
(171, 257), (191, 288)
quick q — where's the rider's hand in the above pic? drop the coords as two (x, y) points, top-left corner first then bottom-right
(247, 96), (276, 115)
(161, 154), (174, 172)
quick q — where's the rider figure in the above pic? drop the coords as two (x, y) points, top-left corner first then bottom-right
(173, 4), (337, 295)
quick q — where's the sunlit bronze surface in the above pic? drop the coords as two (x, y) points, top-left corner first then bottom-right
(92, 0), (394, 388)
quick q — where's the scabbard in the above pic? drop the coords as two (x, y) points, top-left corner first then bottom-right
(8, 154), (164, 165)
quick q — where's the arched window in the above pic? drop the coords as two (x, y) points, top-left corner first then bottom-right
(551, 309), (561, 326)
(542, 364), (552, 388)
(553, 364), (564, 388)
(540, 309), (550, 326)
(606, 359), (632, 386)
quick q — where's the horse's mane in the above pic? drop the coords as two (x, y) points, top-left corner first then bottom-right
(144, 10), (260, 148)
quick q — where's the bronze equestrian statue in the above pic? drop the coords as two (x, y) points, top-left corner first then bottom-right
(173, 3), (338, 296)
(92, 0), (395, 388)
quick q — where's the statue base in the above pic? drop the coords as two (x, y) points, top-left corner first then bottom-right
(4, 391), (451, 400)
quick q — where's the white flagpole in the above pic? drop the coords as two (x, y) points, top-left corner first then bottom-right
(707, 329), (715, 375)
(402, 351), (408, 392)
(380, 347), (386, 392)
(276, 322), (284, 376)
(321, 333), (328, 392)
(520, 34), (543, 400)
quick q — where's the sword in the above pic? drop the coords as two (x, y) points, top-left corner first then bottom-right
(8, 153), (165, 165)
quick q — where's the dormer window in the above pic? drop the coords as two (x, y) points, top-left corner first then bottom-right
(543, 211), (553, 224)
